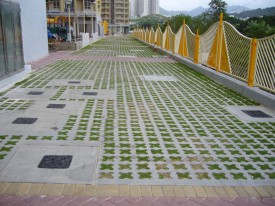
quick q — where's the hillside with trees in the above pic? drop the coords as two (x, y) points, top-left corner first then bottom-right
(132, 0), (275, 38)
(231, 7), (275, 18)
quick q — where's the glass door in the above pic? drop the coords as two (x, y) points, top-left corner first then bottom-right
(12, 3), (24, 71)
(0, 2), (6, 78)
(2, 1), (15, 74)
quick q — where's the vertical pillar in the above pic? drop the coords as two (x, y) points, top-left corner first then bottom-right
(248, 38), (258, 87)
(216, 13), (223, 72)
(83, 0), (85, 33)
(194, 29), (200, 64)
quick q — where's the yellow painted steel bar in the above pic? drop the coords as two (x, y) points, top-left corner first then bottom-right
(216, 13), (223, 72)
(194, 29), (200, 64)
(248, 38), (258, 87)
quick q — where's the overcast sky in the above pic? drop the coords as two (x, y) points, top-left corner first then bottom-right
(159, 0), (275, 11)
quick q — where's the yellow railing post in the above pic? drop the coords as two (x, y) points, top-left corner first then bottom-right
(157, 24), (161, 47)
(216, 13), (223, 72)
(172, 34), (176, 54)
(194, 29), (200, 64)
(165, 24), (170, 50)
(248, 38), (258, 87)
(179, 19), (188, 57)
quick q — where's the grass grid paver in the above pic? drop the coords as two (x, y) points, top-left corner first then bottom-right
(0, 36), (274, 187)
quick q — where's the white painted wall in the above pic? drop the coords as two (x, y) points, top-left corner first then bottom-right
(16, 0), (48, 63)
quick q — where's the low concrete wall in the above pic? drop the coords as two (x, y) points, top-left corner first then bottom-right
(58, 33), (103, 51)
(89, 33), (99, 44)
(81, 33), (90, 48)
(58, 42), (82, 51)
(141, 39), (275, 111)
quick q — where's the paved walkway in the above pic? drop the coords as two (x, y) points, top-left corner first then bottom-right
(0, 36), (275, 205)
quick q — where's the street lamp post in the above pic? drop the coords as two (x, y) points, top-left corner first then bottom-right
(65, 0), (72, 41)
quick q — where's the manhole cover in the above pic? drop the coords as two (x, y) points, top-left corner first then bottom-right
(242, 110), (272, 118)
(68, 81), (81, 84)
(28, 91), (44, 95)
(12, 117), (38, 124)
(46, 104), (66, 109)
(82, 92), (98, 96)
(38, 155), (73, 169)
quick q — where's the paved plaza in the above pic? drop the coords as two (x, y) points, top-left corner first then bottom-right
(0, 36), (274, 205)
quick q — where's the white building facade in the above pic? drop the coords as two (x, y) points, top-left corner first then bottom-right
(0, 0), (48, 89)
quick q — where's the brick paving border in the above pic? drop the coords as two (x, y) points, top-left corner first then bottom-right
(0, 183), (275, 198)
(1, 195), (275, 206)
(28, 51), (176, 72)
(28, 51), (73, 70)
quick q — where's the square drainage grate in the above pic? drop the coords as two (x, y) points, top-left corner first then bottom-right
(38, 155), (73, 169)
(82, 92), (98, 96)
(68, 81), (81, 84)
(28, 91), (44, 95)
(46, 104), (66, 109)
(242, 110), (272, 118)
(12, 117), (38, 124)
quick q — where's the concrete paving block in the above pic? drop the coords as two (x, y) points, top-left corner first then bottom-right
(0, 145), (98, 184)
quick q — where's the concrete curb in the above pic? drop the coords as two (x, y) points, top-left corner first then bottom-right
(139, 39), (275, 111)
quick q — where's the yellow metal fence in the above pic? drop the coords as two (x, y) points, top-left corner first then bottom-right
(133, 14), (275, 93)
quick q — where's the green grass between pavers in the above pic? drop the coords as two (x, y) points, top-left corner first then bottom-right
(0, 36), (274, 184)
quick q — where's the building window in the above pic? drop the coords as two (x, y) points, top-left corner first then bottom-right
(53, 0), (60, 9)
(85, 0), (91, 9)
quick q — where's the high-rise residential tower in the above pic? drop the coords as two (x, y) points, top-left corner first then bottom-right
(148, 0), (159, 15)
(101, 0), (130, 34)
(133, 0), (148, 18)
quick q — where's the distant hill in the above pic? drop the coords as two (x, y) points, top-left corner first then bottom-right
(231, 7), (275, 18)
(159, 7), (187, 16)
(226, 5), (250, 13)
(160, 5), (249, 17)
(159, 6), (205, 17)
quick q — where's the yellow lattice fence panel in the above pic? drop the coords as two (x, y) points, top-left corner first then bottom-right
(175, 26), (183, 54)
(170, 33), (176, 53)
(163, 26), (174, 52)
(150, 28), (155, 44)
(185, 25), (196, 60)
(200, 22), (218, 65)
(255, 34), (275, 92)
(155, 26), (163, 47)
(145, 29), (150, 43)
(167, 26), (175, 53)
(163, 28), (168, 49)
(144, 29), (147, 41)
(223, 22), (251, 81)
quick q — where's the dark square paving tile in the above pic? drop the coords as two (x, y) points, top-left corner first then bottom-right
(12, 118), (38, 124)
(46, 104), (66, 109)
(38, 155), (73, 169)
(68, 81), (81, 84)
(82, 92), (98, 96)
(27, 91), (44, 95)
(242, 110), (272, 118)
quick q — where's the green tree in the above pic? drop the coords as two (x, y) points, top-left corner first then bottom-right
(165, 14), (193, 33)
(207, 0), (228, 21)
(243, 20), (272, 38)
